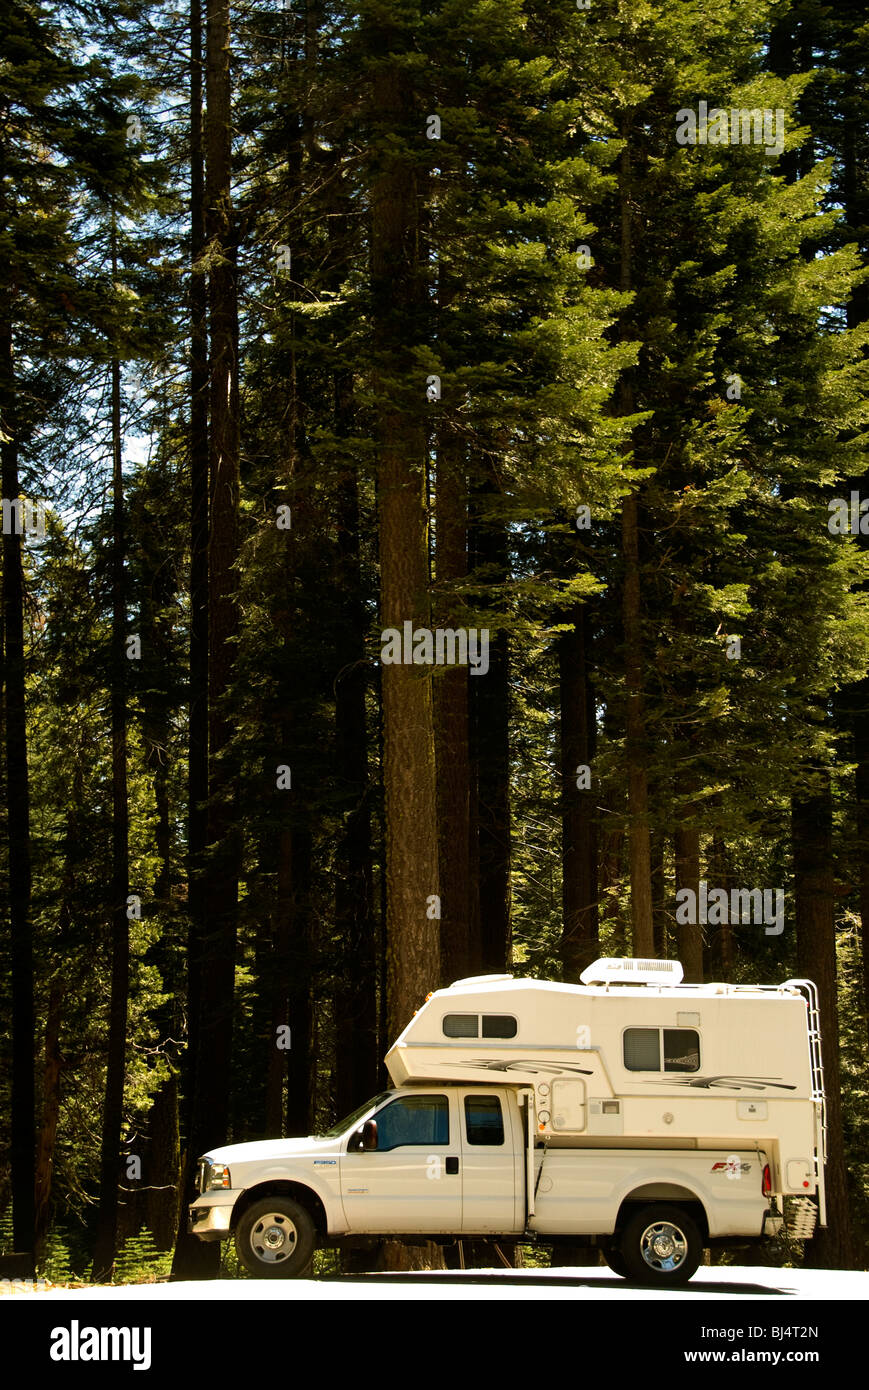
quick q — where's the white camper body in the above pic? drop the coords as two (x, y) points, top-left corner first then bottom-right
(385, 959), (826, 1220)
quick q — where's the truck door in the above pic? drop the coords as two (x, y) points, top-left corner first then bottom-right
(460, 1091), (521, 1233)
(339, 1092), (462, 1233)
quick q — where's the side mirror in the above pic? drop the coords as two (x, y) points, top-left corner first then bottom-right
(362, 1119), (378, 1151)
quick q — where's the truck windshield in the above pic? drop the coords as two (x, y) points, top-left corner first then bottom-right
(318, 1092), (392, 1139)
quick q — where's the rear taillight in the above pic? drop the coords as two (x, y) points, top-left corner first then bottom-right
(762, 1163), (772, 1197)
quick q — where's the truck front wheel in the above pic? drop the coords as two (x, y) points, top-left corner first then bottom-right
(619, 1204), (702, 1286)
(601, 1242), (629, 1279)
(235, 1197), (316, 1278)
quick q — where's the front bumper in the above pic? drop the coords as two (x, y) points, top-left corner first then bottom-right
(188, 1189), (241, 1241)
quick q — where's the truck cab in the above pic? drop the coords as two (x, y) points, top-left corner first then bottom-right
(189, 1085), (527, 1268)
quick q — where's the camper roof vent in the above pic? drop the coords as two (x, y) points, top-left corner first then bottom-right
(580, 957), (684, 986)
(449, 974), (513, 987)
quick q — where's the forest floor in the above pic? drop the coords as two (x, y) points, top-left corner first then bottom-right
(3, 1266), (867, 1300)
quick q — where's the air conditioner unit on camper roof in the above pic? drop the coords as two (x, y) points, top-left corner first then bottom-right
(580, 957), (684, 986)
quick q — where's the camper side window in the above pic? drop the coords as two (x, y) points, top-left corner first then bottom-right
(444, 1014), (479, 1038)
(482, 1015), (517, 1039)
(623, 1027), (700, 1073)
(663, 1029), (700, 1071)
(442, 1014), (518, 1039)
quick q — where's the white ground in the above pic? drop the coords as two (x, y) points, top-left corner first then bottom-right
(4, 1266), (868, 1301)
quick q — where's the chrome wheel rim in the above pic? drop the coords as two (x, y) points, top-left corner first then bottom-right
(250, 1212), (298, 1265)
(639, 1220), (688, 1273)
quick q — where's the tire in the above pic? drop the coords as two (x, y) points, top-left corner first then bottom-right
(601, 1242), (629, 1279)
(619, 1204), (702, 1287)
(235, 1196), (317, 1278)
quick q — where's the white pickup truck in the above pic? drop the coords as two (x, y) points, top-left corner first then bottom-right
(188, 1082), (780, 1284)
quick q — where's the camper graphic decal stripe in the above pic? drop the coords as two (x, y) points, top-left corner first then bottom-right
(642, 1075), (797, 1091)
(463, 1060), (594, 1076)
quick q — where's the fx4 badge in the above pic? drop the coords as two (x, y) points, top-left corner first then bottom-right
(711, 1158), (751, 1178)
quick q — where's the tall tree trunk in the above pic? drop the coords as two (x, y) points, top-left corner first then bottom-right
(617, 126), (653, 957)
(559, 604), (598, 979)
(0, 309), (35, 1273)
(368, 8), (442, 1273)
(621, 487), (653, 957)
(792, 781), (856, 1268)
(598, 784), (626, 954)
(264, 826), (291, 1135)
(470, 484), (511, 972)
(557, 600), (600, 1269)
(370, 19), (440, 1042)
(173, 0), (213, 1278)
(93, 236), (130, 1277)
(708, 827), (733, 977)
(144, 1074), (181, 1250)
(333, 385), (377, 1115)
(265, 826), (314, 1139)
(34, 982), (63, 1253)
(201, 0), (240, 1156)
(435, 433), (474, 983)
(651, 834), (666, 958)
(674, 822), (704, 982)
(175, 0), (240, 1278)
(283, 828), (313, 1138)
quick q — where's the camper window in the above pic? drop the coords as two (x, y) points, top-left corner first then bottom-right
(464, 1095), (505, 1146)
(442, 1013), (518, 1039)
(663, 1029), (700, 1071)
(623, 1027), (700, 1073)
(444, 1014), (479, 1038)
(481, 1015), (518, 1039)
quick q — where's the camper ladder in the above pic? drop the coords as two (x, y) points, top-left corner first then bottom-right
(785, 978), (827, 1226)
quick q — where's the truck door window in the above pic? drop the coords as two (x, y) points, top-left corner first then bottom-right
(374, 1095), (449, 1150)
(464, 1095), (505, 1146)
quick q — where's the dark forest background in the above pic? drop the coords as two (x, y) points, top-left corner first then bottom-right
(1, 0), (868, 1281)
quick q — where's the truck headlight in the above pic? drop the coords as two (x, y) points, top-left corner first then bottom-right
(197, 1159), (231, 1193)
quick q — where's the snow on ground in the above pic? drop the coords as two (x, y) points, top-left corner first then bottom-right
(3, 1266), (867, 1301)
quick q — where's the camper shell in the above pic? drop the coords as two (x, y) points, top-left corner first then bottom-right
(385, 958), (826, 1219)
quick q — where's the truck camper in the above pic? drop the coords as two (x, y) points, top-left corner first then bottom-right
(188, 958), (826, 1285)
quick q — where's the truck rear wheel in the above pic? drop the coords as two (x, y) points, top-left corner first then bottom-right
(619, 1204), (702, 1286)
(235, 1197), (316, 1278)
